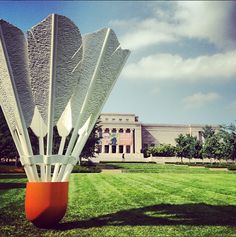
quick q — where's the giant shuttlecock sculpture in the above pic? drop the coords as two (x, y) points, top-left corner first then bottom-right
(0, 14), (130, 227)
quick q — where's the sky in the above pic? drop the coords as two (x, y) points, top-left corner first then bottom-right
(0, 1), (235, 125)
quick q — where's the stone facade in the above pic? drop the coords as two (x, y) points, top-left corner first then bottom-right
(96, 113), (218, 160)
(96, 113), (143, 159)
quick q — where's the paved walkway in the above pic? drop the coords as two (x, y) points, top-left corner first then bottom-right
(101, 169), (122, 173)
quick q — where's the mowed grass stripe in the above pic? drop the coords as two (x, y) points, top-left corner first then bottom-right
(68, 174), (105, 219)
(96, 173), (190, 204)
(160, 174), (236, 202)
(170, 174), (236, 197)
(124, 173), (236, 204)
(101, 174), (172, 208)
(152, 173), (236, 204)
(164, 173), (236, 191)
(93, 174), (153, 208)
(92, 174), (127, 199)
(188, 173), (236, 188)
(136, 174), (209, 203)
(124, 173), (198, 203)
(110, 174), (168, 196)
(128, 171), (236, 198)
(123, 173), (195, 203)
(86, 174), (133, 211)
(120, 174), (188, 204)
(68, 174), (137, 218)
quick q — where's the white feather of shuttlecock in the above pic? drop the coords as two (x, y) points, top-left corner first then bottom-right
(56, 28), (130, 181)
(0, 14), (130, 182)
(27, 14), (83, 181)
(0, 20), (39, 182)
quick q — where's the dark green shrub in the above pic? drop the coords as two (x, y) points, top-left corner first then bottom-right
(72, 165), (101, 173)
(148, 144), (176, 157)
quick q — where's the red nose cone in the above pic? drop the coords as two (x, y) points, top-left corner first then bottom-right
(25, 182), (68, 228)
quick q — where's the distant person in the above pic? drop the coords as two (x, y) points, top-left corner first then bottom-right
(122, 153), (125, 162)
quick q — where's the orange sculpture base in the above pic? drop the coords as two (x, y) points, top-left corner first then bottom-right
(25, 182), (68, 228)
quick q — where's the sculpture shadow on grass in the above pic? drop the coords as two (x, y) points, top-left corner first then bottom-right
(55, 203), (236, 230)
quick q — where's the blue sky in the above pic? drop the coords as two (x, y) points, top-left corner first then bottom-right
(0, 1), (235, 125)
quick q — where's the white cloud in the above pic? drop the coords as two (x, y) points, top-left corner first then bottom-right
(175, 1), (236, 49)
(111, 18), (177, 50)
(183, 92), (221, 109)
(111, 1), (236, 50)
(122, 50), (236, 81)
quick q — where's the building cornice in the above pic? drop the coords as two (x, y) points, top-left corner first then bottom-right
(100, 122), (142, 126)
(100, 112), (136, 116)
(142, 123), (220, 129)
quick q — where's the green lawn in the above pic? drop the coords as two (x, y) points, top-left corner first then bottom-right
(1, 164), (236, 236)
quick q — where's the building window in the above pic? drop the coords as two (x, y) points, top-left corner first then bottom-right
(112, 145), (116, 153)
(119, 145), (124, 153)
(119, 128), (124, 133)
(112, 128), (116, 133)
(105, 118), (109, 121)
(119, 118), (122, 121)
(126, 145), (130, 153)
(104, 128), (109, 133)
(126, 118), (129, 121)
(104, 145), (109, 153)
(112, 118), (115, 121)
(126, 129), (131, 133)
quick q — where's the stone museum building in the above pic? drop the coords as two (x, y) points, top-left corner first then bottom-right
(96, 113), (218, 160)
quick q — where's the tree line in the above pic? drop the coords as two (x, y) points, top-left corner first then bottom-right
(145, 124), (236, 161)
(1, 102), (235, 164)
(0, 107), (100, 164)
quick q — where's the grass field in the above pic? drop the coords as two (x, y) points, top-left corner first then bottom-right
(1, 164), (236, 236)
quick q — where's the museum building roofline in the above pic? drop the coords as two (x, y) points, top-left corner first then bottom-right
(142, 123), (220, 128)
(101, 112), (136, 117)
(100, 113), (220, 129)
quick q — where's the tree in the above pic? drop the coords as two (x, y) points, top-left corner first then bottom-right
(200, 124), (236, 161)
(201, 133), (225, 160)
(194, 139), (203, 159)
(219, 123), (236, 161)
(175, 134), (202, 162)
(54, 119), (101, 164)
(141, 147), (151, 158)
(148, 144), (176, 157)
(0, 105), (101, 165)
(80, 119), (101, 161)
(202, 125), (215, 140)
(175, 134), (187, 162)
(0, 107), (18, 162)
